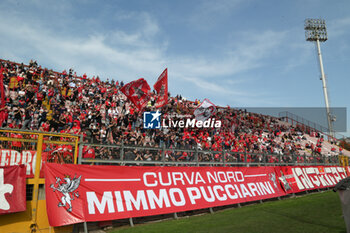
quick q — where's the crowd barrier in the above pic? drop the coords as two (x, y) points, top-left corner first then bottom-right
(78, 142), (341, 167)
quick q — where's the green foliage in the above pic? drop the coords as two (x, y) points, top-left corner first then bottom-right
(339, 140), (350, 151)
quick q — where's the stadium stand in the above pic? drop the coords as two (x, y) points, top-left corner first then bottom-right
(0, 58), (348, 164)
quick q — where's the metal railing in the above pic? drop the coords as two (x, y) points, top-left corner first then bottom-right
(279, 111), (346, 141)
(78, 143), (340, 167)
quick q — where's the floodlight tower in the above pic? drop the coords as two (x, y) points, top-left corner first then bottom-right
(304, 18), (334, 139)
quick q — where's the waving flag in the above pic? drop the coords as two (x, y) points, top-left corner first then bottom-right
(120, 78), (151, 110)
(153, 68), (168, 108)
(194, 98), (217, 122)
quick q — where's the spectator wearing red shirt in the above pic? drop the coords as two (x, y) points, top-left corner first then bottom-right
(83, 145), (95, 159)
(71, 120), (81, 134)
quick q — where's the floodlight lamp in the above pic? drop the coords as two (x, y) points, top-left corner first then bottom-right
(304, 18), (327, 42)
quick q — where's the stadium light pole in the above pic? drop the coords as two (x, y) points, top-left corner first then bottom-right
(304, 18), (334, 139)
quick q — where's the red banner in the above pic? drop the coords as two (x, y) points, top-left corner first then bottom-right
(0, 149), (40, 178)
(45, 164), (285, 226)
(120, 78), (151, 110)
(275, 166), (347, 193)
(44, 164), (348, 226)
(0, 165), (26, 214)
(153, 68), (168, 108)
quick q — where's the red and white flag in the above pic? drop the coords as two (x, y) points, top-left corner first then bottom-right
(153, 68), (168, 108)
(0, 165), (26, 214)
(194, 98), (217, 122)
(120, 78), (151, 110)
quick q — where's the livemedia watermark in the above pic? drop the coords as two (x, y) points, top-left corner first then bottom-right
(143, 111), (221, 129)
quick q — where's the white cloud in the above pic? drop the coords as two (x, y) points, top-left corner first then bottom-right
(0, 8), (166, 80)
(0, 2), (288, 106)
(170, 29), (286, 78)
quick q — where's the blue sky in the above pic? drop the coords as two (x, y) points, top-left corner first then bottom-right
(0, 0), (349, 135)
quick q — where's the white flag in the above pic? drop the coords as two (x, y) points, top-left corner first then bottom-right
(194, 98), (217, 122)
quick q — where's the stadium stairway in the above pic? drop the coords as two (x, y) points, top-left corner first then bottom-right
(303, 134), (350, 157)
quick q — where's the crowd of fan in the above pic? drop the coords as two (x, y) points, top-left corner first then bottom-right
(0, 59), (342, 163)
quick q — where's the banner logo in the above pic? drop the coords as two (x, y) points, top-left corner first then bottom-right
(50, 175), (81, 212)
(269, 173), (278, 189)
(278, 170), (292, 192)
(143, 111), (161, 129)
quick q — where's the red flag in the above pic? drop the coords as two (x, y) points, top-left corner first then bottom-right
(153, 68), (168, 108)
(0, 165), (26, 214)
(0, 68), (5, 108)
(120, 78), (151, 110)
